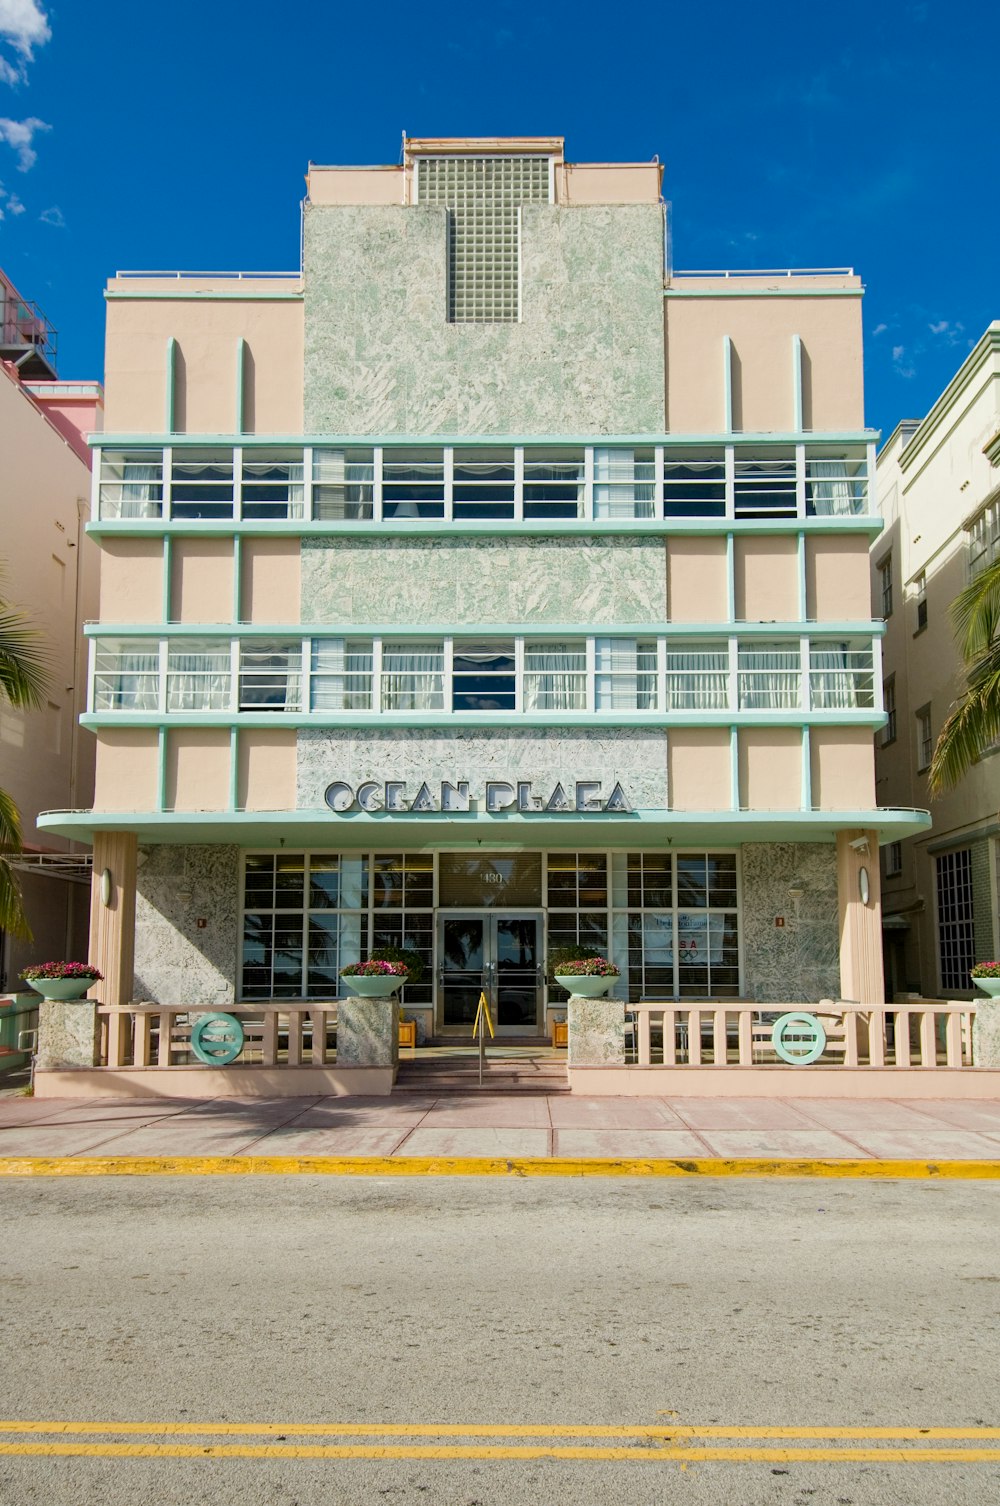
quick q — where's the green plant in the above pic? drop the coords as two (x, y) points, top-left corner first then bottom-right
(546, 943), (598, 982)
(929, 556), (1000, 792)
(20, 961), (103, 982)
(369, 944), (425, 987)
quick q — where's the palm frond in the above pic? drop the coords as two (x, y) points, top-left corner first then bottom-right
(950, 557), (1000, 661)
(928, 640), (1000, 793)
(0, 787), (31, 938)
(0, 599), (49, 711)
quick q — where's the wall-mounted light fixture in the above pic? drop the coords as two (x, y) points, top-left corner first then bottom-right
(100, 868), (113, 907)
(858, 867), (870, 905)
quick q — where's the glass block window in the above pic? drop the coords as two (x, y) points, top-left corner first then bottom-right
(611, 852), (740, 1000)
(310, 639), (373, 711)
(167, 640), (232, 712)
(936, 849), (975, 993)
(416, 155), (551, 323)
(92, 639), (160, 711)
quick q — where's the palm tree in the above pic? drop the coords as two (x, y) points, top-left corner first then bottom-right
(0, 592), (48, 939)
(929, 556), (1000, 794)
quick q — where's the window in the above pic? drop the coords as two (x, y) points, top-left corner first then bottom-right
(167, 640), (232, 711)
(612, 851), (740, 1000)
(310, 640), (373, 711)
(92, 639), (160, 711)
(452, 449), (515, 520)
(452, 641), (516, 712)
(663, 451), (725, 518)
(882, 676), (897, 745)
(968, 502), (1000, 579)
(523, 642), (586, 711)
(914, 571), (928, 633)
(936, 850), (975, 993)
(878, 554), (893, 618)
(595, 638), (657, 710)
(312, 449), (374, 520)
(170, 450), (234, 519)
(885, 842), (902, 878)
(592, 448), (655, 520)
(381, 449), (445, 520)
(98, 450), (163, 519)
(737, 641), (802, 709)
(916, 703), (933, 771)
(546, 853), (609, 963)
(664, 642), (730, 710)
(808, 640), (875, 709)
(733, 451), (797, 517)
(238, 641), (302, 711)
(522, 450), (585, 520)
(805, 452), (869, 517)
(241, 450), (305, 520)
(416, 154), (551, 323)
(381, 642), (444, 711)
(241, 852), (367, 1000)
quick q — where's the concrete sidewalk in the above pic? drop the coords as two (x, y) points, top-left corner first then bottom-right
(3, 1090), (1000, 1163)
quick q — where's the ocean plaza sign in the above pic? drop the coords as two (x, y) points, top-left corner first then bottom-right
(323, 778), (633, 815)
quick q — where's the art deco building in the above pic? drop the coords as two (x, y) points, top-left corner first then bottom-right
(40, 136), (926, 1038)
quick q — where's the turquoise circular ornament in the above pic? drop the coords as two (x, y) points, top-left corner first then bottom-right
(191, 1012), (245, 1066)
(771, 1011), (826, 1066)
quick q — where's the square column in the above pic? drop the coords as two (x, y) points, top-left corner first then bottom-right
(567, 994), (626, 1065)
(89, 831), (138, 1007)
(836, 829), (885, 1005)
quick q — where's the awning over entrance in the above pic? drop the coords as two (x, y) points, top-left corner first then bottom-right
(38, 805), (932, 849)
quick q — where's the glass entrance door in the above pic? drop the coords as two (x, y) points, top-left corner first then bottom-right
(438, 913), (542, 1035)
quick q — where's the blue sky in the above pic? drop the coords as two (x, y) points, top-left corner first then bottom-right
(0, 0), (994, 439)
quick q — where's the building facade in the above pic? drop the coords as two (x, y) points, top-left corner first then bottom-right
(874, 324), (1000, 999)
(0, 270), (103, 989)
(40, 136), (926, 1038)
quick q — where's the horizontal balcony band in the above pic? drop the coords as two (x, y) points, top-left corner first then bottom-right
(79, 712), (887, 731)
(90, 430), (880, 448)
(36, 806), (932, 848)
(82, 620), (888, 639)
(86, 516), (886, 538)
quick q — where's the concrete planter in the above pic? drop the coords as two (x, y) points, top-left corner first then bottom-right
(554, 974), (616, 998)
(27, 978), (96, 1002)
(341, 973), (404, 998)
(972, 977), (1000, 998)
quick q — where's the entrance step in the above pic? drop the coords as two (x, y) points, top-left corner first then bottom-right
(394, 1049), (569, 1095)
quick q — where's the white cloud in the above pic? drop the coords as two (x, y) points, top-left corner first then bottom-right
(38, 201), (62, 226)
(872, 323), (887, 336)
(892, 344), (905, 360)
(929, 319), (950, 335)
(0, 181), (25, 217)
(0, 0), (49, 81)
(891, 344), (917, 379)
(0, 115), (49, 170)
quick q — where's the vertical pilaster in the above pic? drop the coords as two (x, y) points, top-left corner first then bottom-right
(89, 831), (138, 1008)
(836, 829), (884, 1005)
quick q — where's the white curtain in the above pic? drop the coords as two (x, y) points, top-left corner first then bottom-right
(593, 448), (655, 519)
(239, 644), (302, 711)
(810, 459), (855, 516)
(595, 638), (657, 709)
(665, 648), (729, 710)
(95, 645), (159, 710)
(311, 640), (373, 710)
(167, 645), (232, 711)
(810, 642), (870, 710)
(242, 461), (305, 518)
(524, 645), (586, 710)
(118, 462), (160, 520)
(382, 646), (444, 710)
(738, 645), (801, 709)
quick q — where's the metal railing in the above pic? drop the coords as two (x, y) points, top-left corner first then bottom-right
(114, 270), (301, 281)
(670, 268), (855, 280)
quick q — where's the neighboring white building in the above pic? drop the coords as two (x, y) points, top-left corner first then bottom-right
(0, 269), (103, 989)
(874, 323), (1000, 998)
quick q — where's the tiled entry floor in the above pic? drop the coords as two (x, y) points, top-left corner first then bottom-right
(2, 1094), (1000, 1161)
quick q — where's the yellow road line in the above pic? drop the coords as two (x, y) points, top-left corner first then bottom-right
(1, 1441), (1000, 1463)
(2, 1421), (1000, 1441)
(2, 1155), (1000, 1180)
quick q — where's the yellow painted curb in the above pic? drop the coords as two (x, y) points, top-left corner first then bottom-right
(1, 1155), (1000, 1179)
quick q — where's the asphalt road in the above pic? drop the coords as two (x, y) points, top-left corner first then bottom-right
(0, 1174), (998, 1505)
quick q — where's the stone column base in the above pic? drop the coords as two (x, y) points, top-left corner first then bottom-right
(35, 999), (100, 1071)
(973, 999), (1000, 1067)
(336, 996), (399, 1068)
(567, 995), (626, 1066)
